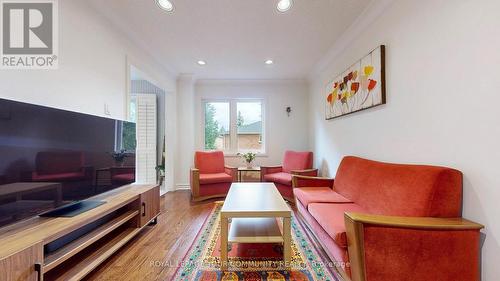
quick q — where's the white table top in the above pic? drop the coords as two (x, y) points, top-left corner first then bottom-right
(221, 183), (291, 217)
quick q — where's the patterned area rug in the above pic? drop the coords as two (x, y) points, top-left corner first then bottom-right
(173, 202), (342, 281)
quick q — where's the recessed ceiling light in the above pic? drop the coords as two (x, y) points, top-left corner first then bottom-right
(157, 0), (174, 12)
(265, 59), (274, 65)
(277, 0), (293, 12)
(197, 60), (207, 66)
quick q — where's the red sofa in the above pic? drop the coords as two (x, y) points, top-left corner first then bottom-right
(190, 151), (237, 201)
(31, 151), (92, 182)
(293, 156), (483, 281)
(261, 150), (317, 201)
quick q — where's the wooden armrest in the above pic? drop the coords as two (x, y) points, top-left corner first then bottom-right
(291, 175), (333, 188)
(345, 212), (484, 230)
(290, 168), (317, 174)
(190, 168), (200, 199)
(292, 175), (328, 180)
(290, 168), (318, 176)
(224, 166), (237, 181)
(260, 165), (283, 169)
(345, 212), (484, 281)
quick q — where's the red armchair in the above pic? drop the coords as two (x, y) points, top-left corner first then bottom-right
(261, 150), (317, 201)
(292, 156), (484, 281)
(190, 151), (237, 201)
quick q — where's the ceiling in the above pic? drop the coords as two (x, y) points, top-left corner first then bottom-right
(88, 0), (371, 80)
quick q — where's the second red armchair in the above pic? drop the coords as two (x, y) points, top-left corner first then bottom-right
(261, 150), (317, 201)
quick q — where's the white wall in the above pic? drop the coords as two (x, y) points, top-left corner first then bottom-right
(0, 0), (176, 120)
(308, 0), (500, 279)
(175, 75), (196, 188)
(194, 80), (310, 170)
(0, 0), (178, 191)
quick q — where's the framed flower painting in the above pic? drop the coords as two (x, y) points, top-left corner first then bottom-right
(325, 45), (386, 120)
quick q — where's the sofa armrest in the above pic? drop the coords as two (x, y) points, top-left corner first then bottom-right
(260, 166), (283, 181)
(345, 212), (484, 281)
(291, 175), (334, 188)
(224, 166), (237, 181)
(190, 168), (200, 199)
(290, 168), (318, 177)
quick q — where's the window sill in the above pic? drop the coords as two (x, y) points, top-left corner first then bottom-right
(223, 153), (268, 158)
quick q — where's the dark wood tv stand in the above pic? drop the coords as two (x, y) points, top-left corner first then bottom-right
(0, 184), (160, 281)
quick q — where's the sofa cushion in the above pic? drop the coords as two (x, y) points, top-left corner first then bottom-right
(294, 187), (353, 208)
(199, 173), (233, 184)
(282, 151), (313, 173)
(308, 202), (367, 248)
(333, 156), (463, 217)
(263, 172), (292, 186)
(195, 151), (225, 174)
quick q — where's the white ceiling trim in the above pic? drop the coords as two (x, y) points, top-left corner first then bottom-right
(195, 79), (308, 86)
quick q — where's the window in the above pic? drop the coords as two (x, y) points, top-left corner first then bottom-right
(203, 99), (265, 154)
(237, 101), (263, 152)
(204, 102), (230, 150)
(115, 121), (136, 152)
(129, 94), (137, 122)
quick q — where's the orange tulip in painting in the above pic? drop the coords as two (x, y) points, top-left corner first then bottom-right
(368, 79), (377, 92)
(351, 82), (360, 95)
(325, 45), (385, 120)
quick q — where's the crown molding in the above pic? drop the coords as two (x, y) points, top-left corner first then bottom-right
(307, 0), (395, 81)
(195, 78), (308, 86)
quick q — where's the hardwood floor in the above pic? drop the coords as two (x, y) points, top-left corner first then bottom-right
(85, 190), (216, 281)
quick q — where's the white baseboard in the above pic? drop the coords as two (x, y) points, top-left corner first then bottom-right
(175, 184), (190, 190)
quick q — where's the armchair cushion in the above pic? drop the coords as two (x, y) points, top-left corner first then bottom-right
(282, 151), (313, 173)
(199, 173), (233, 185)
(308, 202), (367, 249)
(294, 187), (352, 208)
(195, 151), (225, 174)
(263, 172), (292, 186)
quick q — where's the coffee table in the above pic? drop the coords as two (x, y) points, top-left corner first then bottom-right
(220, 183), (292, 270)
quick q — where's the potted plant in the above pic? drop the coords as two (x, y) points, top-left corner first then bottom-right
(237, 152), (257, 168)
(155, 164), (165, 186)
(110, 149), (129, 167)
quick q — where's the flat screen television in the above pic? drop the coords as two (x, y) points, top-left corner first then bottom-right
(0, 98), (136, 228)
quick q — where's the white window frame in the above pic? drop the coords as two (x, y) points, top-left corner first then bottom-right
(202, 98), (267, 156)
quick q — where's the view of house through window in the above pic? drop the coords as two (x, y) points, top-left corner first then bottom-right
(237, 102), (263, 152)
(204, 100), (264, 153)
